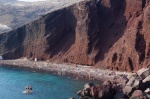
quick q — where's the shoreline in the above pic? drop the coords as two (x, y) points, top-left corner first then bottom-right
(0, 59), (130, 82)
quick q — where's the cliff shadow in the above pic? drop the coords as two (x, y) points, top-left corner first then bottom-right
(1, 26), (26, 59)
(94, 0), (127, 62)
(44, 8), (77, 59)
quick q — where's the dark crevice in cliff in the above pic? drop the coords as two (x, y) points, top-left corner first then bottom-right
(135, 31), (146, 64)
(146, 43), (150, 59)
(128, 57), (134, 71)
(147, 49), (150, 59)
(112, 53), (117, 63)
(142, 0), (146, 9)
(135, 20), (146, 64)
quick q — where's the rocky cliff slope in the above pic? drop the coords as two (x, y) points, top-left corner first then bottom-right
(0, 0), (150, 72)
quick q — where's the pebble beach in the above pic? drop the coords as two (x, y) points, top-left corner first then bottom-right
(0, 59), (130, 83)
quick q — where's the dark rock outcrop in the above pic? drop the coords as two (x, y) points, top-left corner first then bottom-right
(0, 0), (150, 71)
(76, 68), (150, 99)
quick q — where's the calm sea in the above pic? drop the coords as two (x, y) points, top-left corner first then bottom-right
(0, 65), (100, 99)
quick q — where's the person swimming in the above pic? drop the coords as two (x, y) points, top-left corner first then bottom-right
(29, 86), (32, 93)
(25, 86), (29, 93)
(23, 86), (32, 94)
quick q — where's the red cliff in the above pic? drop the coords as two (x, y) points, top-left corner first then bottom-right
(0, 0), (150, 71)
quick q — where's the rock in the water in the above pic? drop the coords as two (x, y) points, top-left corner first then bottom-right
(84, 83), (95, 89)
(77, 83), (94, 98)
(69, 97), (76, 99)
(77, 90), (83, 96)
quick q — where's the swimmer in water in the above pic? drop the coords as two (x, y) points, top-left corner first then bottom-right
(23, 86), (32, 94)
(25, 86), (29, 93)
(29, 86), (32, 93)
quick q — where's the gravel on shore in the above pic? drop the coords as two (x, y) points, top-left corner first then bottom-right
(0, 59), (130, 82)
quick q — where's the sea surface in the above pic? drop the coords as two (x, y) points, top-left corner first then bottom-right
(0, 65), (100, 99)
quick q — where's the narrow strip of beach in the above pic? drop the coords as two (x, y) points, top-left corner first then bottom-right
(0, 59), (130, 82)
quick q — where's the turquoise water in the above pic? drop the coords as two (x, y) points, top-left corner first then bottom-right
(0, 65), (100, 99)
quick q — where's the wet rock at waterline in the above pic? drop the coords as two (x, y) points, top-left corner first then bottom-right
(76, 68), (150, 99)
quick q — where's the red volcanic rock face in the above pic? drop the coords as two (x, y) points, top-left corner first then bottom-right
(0, 0), (150, 71)
(103, 0), (150, 71)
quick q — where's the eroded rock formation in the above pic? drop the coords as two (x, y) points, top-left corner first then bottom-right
(0, 0), (150, 71)
(103, 0), (150, 71)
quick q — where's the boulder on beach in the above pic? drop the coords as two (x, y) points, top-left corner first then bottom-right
(102, 80), (112, 86)
(123, 86), (133, 95)
(137, 68), (150, 79)
(84, 83), (95, 89)
(127, 73), (138, 80)
(130, 90), (147, 99)
(143, 75), (150, 83)
(132, 80), (140, 88)
(77, 83), (95, 98)
(90, 85), (99, 98)
(145, 88), (150, 93)
(145, 88), (150, 99)
(98, 84), (116, 99)
(126, 77), (136, 86)
(77, 80), (119, 99)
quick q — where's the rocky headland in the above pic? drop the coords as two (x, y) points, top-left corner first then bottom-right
(75, 67), (150, 99)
